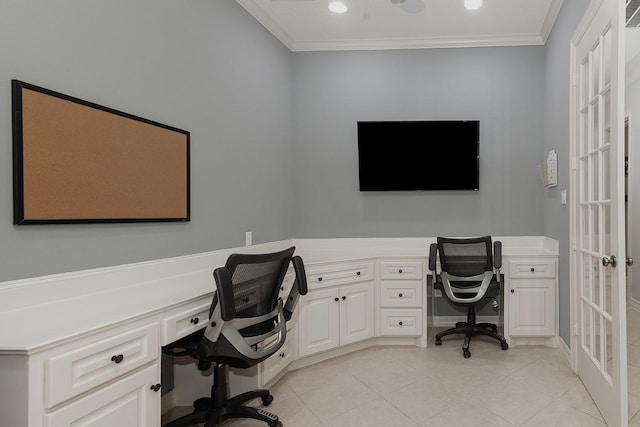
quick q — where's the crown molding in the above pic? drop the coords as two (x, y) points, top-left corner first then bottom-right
(290, 33), (546, 52)
(236, 0), (555, 52)
(235, 0), (295, 50)
(540, 0), (565, 43)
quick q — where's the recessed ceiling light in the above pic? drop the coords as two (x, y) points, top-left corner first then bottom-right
(328, 1), (348, 14)
(464, 0), (483, 11)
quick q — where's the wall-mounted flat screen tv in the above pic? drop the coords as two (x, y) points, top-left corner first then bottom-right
(357, 121), (479, 191)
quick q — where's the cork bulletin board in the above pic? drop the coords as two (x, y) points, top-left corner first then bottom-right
(12, 80), (190, 224)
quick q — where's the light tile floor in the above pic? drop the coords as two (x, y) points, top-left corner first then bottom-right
(165, 327), (610, 427)
(165, 303), (640, 427)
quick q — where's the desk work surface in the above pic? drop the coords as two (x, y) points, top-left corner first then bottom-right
(0, 237), (557, 353)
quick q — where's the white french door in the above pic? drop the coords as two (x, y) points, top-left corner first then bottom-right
(571, 0), (627, 426)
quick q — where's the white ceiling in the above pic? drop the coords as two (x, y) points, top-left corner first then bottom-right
(235, 0), (565, 51)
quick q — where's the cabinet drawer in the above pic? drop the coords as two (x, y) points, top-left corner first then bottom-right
(379, 261), (423, 280)
(162, 301), (211, 345)
(44, 364), (159, 427)
(509, 259), (556, 279)
(261, 337), (293, 386)
(45, 322), (159, 408)
(380, 310), (423, 336)
(305, 260), (374, 289)
(380, 281), (423, 308)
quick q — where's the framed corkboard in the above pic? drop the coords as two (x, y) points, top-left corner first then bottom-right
(12, 80), (190, 224)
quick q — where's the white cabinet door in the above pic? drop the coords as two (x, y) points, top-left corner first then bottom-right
(298, 288), (340, 357)
(261, 338), (293, 386)
(44, 364), (159, 427)
(340, 282), (374, 346)
(508, 279), (555, 337)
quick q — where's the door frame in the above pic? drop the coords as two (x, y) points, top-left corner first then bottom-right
(569, 0), (627, 424)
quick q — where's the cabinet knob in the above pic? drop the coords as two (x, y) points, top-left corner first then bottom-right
(342, 296), (346, 300)
(398, 293), (403, 298)
(280, 352), (285, 358)
(510, 289), (515, 293)
(530, 267), (535, 272)
(111, 354), (124, 364)
(398, 269), (403, 274)
(398, 321), (403, 326)
(281, 286), (284, 291)
(356, 271), (361, 276)
(335, 297), (339, 302)
(150, 384), (162, 392)
(318, 277), (323, 282)
(190, 317), (199, 325)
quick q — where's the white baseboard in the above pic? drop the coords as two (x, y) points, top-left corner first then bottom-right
(558, 336), (574, 371)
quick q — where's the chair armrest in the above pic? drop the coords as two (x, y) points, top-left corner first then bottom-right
(213, 267), (236, 321)
(428, 243), (438, 272)
(284, 256), (308, 321)
(493, 241), (502, 270)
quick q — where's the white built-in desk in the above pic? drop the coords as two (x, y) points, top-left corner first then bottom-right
(0, 237), (558, 426)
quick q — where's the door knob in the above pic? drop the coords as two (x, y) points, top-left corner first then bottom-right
(602, 256), (617, 267)
(627, 257), (634, 267)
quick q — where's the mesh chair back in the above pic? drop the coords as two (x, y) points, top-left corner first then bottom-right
(437, 236), (493, 277)
(222, 247), (294, 336)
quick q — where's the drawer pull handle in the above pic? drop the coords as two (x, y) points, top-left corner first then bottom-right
(398, 269), (403, 274)
(356, 271), (361, 276)
(190, 317), (199, 325)
(342, 296), (346, 300)
(398, 293), (403, 298)
(150, 384), (162, 392)
(318, 277), (323, 282)
(280, 352), (285, 358)
(531, 267), (535, 272)
(111, 354), (124, 364)
(398, 321), (403, 326)
(281, 286), (284, 291)
(510, 289), (515, 293)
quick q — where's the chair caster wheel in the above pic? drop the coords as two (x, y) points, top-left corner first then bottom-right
(463, 350), (471, 359)
(435, 339), (442, 346)
(501, 342), (509, 351)
(193, 397), (210, 411)
(262, 394), (274, 406)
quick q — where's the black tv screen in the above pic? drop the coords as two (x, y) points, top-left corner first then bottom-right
(357, 121), (479, 191)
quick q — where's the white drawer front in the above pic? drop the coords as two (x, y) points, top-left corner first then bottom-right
(379, 261), (423, 280)
(45, 322), (159, 409)
(44, 364), (159, 427)
(509, 259), (556, 279)
(380, 281), (423, 308)
(380, 310), (423, 336)
(305, 261), (374, 289)
(162, 302), (211, 345)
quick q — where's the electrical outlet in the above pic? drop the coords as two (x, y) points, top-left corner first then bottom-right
(245, 231), (252, 246)
(434, 289), (442, 297)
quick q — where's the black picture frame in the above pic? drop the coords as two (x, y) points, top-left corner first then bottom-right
(12, 80), (190, 225)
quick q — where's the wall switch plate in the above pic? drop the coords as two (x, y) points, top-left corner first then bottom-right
(561, 189), (567, 205)
(245, 231), (252, 246)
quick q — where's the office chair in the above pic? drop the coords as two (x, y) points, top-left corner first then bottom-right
(428, 236), (508, 358)
(162, 246), (307, 427)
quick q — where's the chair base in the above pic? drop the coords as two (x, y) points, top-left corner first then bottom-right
(434, 307), (508, 359)
(163, 365), (282, 427)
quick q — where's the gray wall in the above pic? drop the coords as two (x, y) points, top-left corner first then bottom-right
(0, 0), (295, 281)
(291, 47), (545, 238)
(542, 0), (591, 345)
